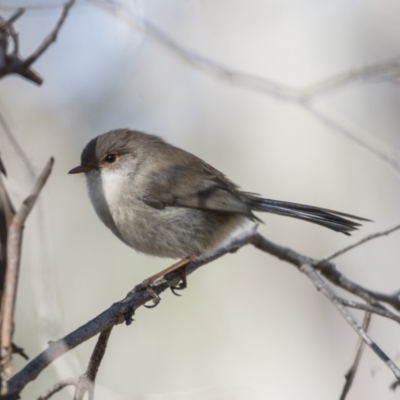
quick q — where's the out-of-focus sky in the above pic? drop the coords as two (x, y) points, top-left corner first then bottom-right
(1, 0), (400, 399)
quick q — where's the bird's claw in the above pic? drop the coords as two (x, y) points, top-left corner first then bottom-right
(169, 268), (187, 296)
(143, 286), (161, 308)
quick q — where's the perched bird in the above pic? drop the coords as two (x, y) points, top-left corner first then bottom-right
(69, 129), (368, 285)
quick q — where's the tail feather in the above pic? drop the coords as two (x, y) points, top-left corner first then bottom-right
(247, 197), (370, 235)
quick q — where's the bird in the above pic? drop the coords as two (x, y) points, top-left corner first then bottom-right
(69, 128), (368, 288)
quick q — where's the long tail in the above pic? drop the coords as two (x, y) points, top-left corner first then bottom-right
(246, 196), (370, 235)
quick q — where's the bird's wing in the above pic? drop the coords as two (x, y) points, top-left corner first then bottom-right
(141, 161), (258, 220)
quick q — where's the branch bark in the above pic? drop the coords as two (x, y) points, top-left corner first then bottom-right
(0, 0), (75, 85)
(73, 327), (113, 400)
(340, 312), (371, 400)
(0, 158), (54, 377)
(2, 224), (400, 399)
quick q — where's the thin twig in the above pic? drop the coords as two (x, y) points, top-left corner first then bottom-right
(304, 57), (400, 98)
(0, 9), (24, 29)
(300, 263), (400, 379)
(3, 224), (400, 399)
(340, 312), (371, 400)
(0, 14), (42, 85)
(340, 299), (400, 324)
(90, 0), (400, 177)
(74, 327), (113, 400)
(304, 102), (400, 177)
(0, 9), (24, 57)
(250, 233), (400, 310)
(318, 223), (400, 263)
(0, 167), (15, 338)
(36, 377), (78, 400)
(0, 158), (54, 377)
(20, 0), (75, 68)
(0, 1), (75, 85)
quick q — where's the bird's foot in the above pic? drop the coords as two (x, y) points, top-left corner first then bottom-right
(132, 279), (162, 308)
(143, 286), (161, 308)
(134, 256), (193, 305)
(134, 257), (193, 298)
(170, 267), (187, 296)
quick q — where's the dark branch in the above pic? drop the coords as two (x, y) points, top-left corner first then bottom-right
(0, 11), (41, 85)
(0, 0), (75, 85)
(11, 343), (29, 361)
(3, 225), (400, 399)
(20, 0), (75, 68)
(340, 299), (400, 324)
(73, 328), (113, 400)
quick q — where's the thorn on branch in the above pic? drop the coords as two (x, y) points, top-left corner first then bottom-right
(11, 343), (28, 361)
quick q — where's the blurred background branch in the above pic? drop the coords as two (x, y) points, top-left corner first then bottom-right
(91, 0), (400, 178)
(0, 0), (74, 85)
(0, 158), (53, 380)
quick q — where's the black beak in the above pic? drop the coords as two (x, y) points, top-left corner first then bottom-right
(68, 165), (93, 174)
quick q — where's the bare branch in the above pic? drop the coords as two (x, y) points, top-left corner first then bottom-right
(0, 9), (24, 30)
(0, 0), (75, 85)
(304, 102), (400, 178)
(74, 328), (113, 400)
(0, 12), (41, 85)
(0, 165), (15, 330)
(340, 299), (400, 324)
(37, 378), (78, 400)
(318, 223), (400, 263)
(301, 263), (400, 379)
(3, 223), (400, 399)
(304, 57), (400, 98)
(1, 158), (54, 377)
(20, 0), (75, 68)
(90, 1), (400, 177)
(340, 312), (372, 400)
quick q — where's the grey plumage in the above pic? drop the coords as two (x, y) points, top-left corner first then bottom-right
(69, 129), (369, 259)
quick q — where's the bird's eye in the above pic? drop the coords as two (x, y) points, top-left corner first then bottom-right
(105, 154), (117, 163)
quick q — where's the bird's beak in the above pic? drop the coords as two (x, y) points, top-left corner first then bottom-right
(68, 165), (93, 174)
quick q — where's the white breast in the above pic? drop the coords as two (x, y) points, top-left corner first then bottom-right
(100, 169), (126, 206)
(85, 169), (127, 234)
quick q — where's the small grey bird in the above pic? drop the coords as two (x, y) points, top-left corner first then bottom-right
(69, 129), (368, 283)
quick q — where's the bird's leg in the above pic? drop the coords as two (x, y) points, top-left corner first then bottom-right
(140, 256), (193, 296)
